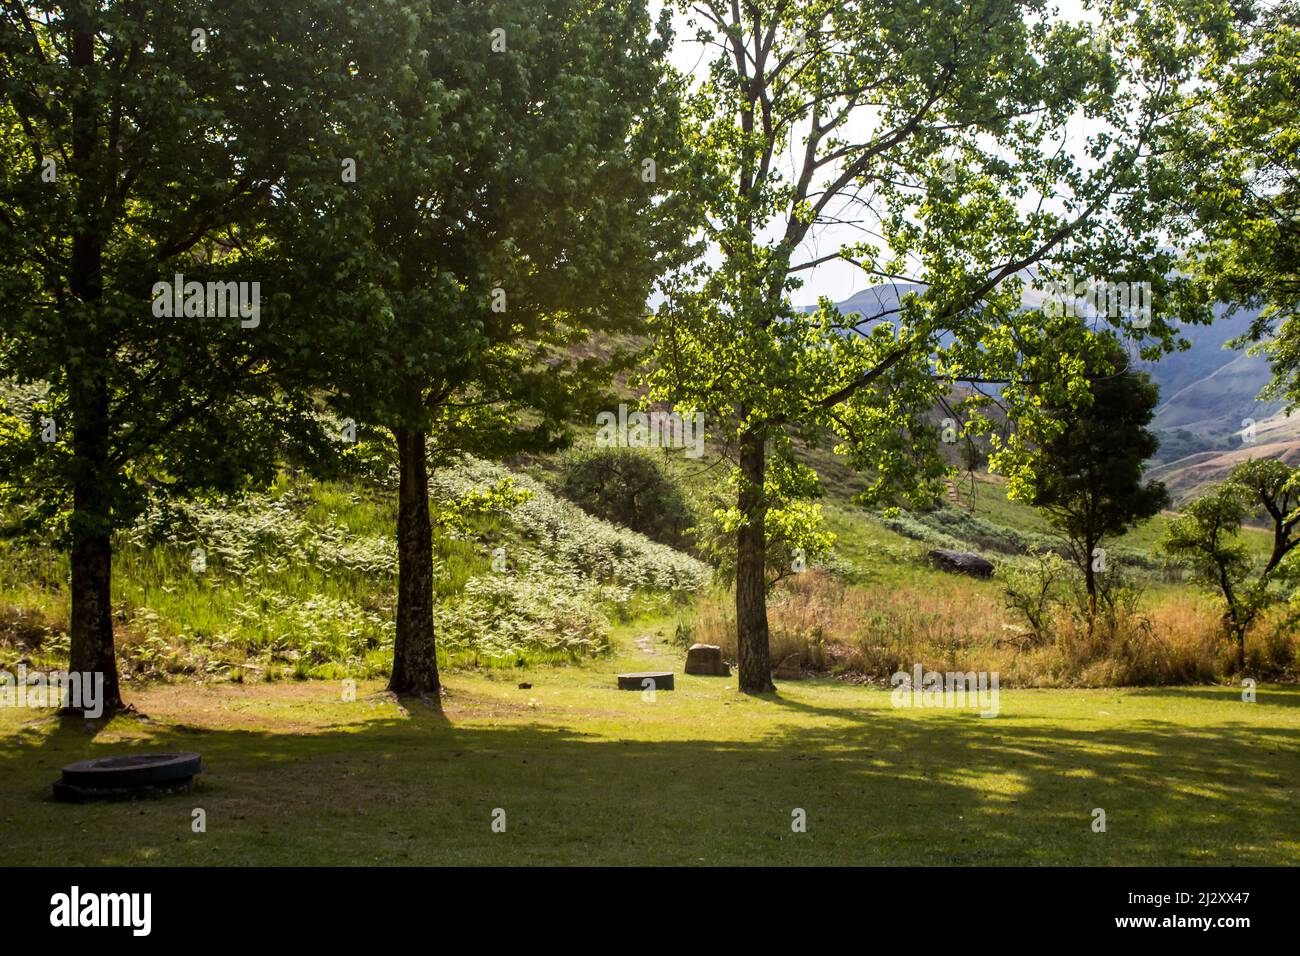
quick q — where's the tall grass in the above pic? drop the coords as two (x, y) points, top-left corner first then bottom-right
(687, 569), (1297, 687)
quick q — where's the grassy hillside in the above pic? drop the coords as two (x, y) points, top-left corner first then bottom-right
(1149, 411), (1300, 504)
(0, 456), (707, 683)
(1, 424), (1294, 695)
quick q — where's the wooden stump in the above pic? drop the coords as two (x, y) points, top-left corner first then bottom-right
(617, 671), (674, 691)
(684, 643), (730, 676)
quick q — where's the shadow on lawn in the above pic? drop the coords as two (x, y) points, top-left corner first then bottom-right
(1121, 685), (1300, 708)
(1, 685), (1297, 865)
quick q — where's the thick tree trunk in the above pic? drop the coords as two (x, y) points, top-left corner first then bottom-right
(67, 375), (122, 714)
(67, 520), (120, 715)
(389, 428), (441, 699)
(64, 12), (122, 716)
(735, 427), (774, 693)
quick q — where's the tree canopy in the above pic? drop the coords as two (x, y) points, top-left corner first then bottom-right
(648, 0), (1212, 691)
(0, 0), (364, 710)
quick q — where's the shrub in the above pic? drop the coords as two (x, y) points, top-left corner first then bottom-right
(999, 548), (1069, 644)
(555, 447), (696, 550)
(430, 456), (710, 594)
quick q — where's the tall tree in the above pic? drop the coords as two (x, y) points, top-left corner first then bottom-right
(278, 0), (690, 700)
(649, 0), (1206, 692)
(0, 1), (364, 713)
(1016, 337), (1170, 615)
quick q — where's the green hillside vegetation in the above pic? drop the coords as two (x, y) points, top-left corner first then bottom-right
(4, 430), (1292, 693)
(0, 454), (707, 684)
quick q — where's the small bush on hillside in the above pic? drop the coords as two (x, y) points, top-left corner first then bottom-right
(556, 447), (696, 550)
(999, 548), (1069, 644)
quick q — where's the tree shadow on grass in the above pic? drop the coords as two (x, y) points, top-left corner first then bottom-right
(1122, 685), (1300, 708)
(0, 684), (1296, 866)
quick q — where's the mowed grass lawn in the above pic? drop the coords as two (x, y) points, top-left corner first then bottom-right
(2, 628), (1297, 865)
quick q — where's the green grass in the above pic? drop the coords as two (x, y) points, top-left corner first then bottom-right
(821, 501), (939, 587)
(2, 627), (1296, 866)
(3, 453), (1296, 865)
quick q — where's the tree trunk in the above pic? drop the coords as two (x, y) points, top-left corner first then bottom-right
(64, 11), (122, 716)
(66, 376), (122, 715)
(735, 426), (774, 693)
(68, 521), (120, 715)
(389, 427), (441, 699)
(1082, 534), (1100, 627)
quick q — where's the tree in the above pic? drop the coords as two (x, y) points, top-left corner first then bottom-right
(1162, 459), (1300, 666)
(1018, 338), (1170, 616)
(0, 1), (364, 713)
(557, 447), (695, 550)
(649, 0), (1206, 692)
(1169, 1), (1300, 402)
(1232, 458), (1300, 575)
(278, 0), (690, 699)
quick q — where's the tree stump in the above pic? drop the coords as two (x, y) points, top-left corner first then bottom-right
(616, 671), (674, 691)
(684, 643), (730, 676)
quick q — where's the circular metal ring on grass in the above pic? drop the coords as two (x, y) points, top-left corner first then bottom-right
(617, 671), (674, 691)
(59, 752), (202, 789)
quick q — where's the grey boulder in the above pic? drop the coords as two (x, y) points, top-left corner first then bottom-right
(927, 549), (994, 578)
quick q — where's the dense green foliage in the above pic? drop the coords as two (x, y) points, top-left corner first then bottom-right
(1017, 338), (1170, 609)
(1163, 458), (1300, 658)
(556, 446), (696, 551)
(1171, 1), (1300, 404)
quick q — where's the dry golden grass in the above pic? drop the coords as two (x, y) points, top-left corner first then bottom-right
(692, 570), (1297, 687)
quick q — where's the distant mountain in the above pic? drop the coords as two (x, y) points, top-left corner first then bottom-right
(1138, 305), (1282, 441)
(795, 282), (924, 321)
(807, 285), (1281, 455)
(1146, 411), (1300, 504)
